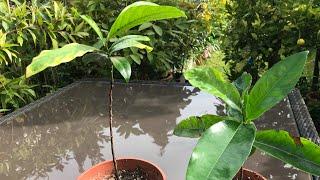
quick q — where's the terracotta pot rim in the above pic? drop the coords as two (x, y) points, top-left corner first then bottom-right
(239, 168), (267, 180)
(79, 157), (166, 180)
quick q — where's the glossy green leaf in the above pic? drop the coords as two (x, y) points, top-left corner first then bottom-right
(110, 35), (152, 54)
(80, 15), (104, 41)
(233, 72), (252, 96)
(110, 41), (152, 54)
(26, 43), (97, 78)
(110, 56), (131, 82)
(187, 120), (256, 180)
(184, 67), (241, 111)
(254, 130), (320, 176)
(116, 35), (150, 42)
(246, 51), (309, 121)
(107, 1), (186, 40)
(227, 106), (243, 121)
(174, 114), (229, 138)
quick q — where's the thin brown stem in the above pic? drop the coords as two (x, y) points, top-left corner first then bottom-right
(108, 65), (120, 180)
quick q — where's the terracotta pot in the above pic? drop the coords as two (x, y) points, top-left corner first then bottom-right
(233, 168), (267, 180)
(78, 157), (166, 180)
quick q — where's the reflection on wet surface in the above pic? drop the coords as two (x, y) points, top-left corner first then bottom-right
(0, 81), (310, 180)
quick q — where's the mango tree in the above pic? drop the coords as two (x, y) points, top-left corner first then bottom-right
(174, 51), (320, 179)
(25, 2), (186, 179)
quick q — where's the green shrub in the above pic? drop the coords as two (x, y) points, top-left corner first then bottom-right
(223, 0), (320, 82)
(0, 75), (35, 113)
(0, 0), (222, 111)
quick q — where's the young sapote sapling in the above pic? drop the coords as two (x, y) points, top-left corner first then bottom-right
(24, 1), (186, 179)
(174, 51), (320, 180)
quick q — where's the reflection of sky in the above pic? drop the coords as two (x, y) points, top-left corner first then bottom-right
(41, 86), (223, 180)
(0, 82), (310, 180)
(176, 86), (224, 122)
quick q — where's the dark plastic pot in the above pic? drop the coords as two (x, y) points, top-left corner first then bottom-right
(77, 157), (166, 180)
(233, 168), (267, 180)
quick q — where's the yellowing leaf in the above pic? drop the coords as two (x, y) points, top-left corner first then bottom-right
(26, 43), (97, 78)
(110, 35), (153, 53)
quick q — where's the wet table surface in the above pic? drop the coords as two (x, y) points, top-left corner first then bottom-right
(0, 81), (311, 180)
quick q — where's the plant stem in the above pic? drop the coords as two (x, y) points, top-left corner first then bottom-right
(6, 0), (10, 14)
(109, 65), (120, 180)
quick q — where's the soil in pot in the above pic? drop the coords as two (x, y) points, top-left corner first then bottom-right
(103, 167), (147, 180)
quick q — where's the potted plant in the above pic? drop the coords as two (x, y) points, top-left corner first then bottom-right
(173, 51), (320, 179)
(24, 1), (186, 179)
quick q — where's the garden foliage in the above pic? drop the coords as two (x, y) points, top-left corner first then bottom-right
(0, 0), (220, 112)
(222, 0), (320, 130)
(223, 0), (320, 82)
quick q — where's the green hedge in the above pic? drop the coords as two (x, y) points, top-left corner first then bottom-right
(223, 0), (320, 82)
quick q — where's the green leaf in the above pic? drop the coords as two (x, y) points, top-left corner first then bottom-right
(110, 56), (131, 82)
(233, 72), (252, 96)
(254, 130), (320, 176)
(110, 35), (152, 54)
(80, 15), (104, 41)
(246, 51), (309, 121)
(227, 106), (243, 121)
(184, 67), (241, 111)
(26, 43), (97, 78)
(27, 29), (37, 45)
(138, 22), (153, 31)
(49, 34), (58, 49)
(2, 21), (9, 31)
(17, 36), (23, 46)
(93, 39), (107, 49)
(174, 115), (229, 138)
(107, 1), (186, 40)
(130, 54), (141, 65)
(152, 24), (163, 36)
(116, 35), (150, 42)
(0, 33), (6, 46)
(3, 49), (12, 61)
(187, 120), (256, 180)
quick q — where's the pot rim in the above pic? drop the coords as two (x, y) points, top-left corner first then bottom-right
(78, 157), (166, 180)
(238, 168), (267, 180)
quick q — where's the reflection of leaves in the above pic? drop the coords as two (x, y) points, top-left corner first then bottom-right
(117, 123), (144, 138)
(0, 86), (109, 179)
(112, 84), (197, 151)
(0, 162), (9, 175)
(55, 163), (64, 172)
(0, 82), (201, 178)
